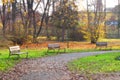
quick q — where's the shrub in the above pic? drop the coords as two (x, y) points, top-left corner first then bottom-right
(68, 31), (85, 41)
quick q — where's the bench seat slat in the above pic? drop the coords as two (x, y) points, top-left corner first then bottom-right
(9, 46), (20, 51)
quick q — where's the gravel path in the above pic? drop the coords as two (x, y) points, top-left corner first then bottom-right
(1, 50), (120, 80)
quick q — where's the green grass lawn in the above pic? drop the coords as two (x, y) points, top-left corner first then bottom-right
(0, 49), (49, 72)
(0, 46), (119, 73)
(68, 52), (120, 74)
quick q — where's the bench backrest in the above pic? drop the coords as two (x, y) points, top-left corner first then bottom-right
(96, 42), (107, 46)
(9, 46), (20, 54)
(48, 43), (60, 48)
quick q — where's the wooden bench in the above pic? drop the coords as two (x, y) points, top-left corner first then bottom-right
(47, 43), (66, 53)
(9, 46), (28, 58)
(96, 42), (109, 50)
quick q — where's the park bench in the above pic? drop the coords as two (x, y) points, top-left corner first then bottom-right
(9, 46), (28, 58)
(95, 42), (111, 50)
(47, 43), (66, 53)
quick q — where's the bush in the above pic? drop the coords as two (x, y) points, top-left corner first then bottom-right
(50, 36), (57, 41)
(37, 36), (47, 41)
(7, 35), (27, 45)
(68, 31), (85, 41)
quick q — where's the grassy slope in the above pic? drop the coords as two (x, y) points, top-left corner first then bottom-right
(68, 52), (120, 74)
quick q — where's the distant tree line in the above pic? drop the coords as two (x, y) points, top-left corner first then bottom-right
(0, 0), (117, 45)
(0, 0), (81, 45)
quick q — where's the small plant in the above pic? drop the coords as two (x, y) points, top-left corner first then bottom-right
(115, 56), (120, 60)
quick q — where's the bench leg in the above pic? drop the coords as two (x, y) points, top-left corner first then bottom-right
(47, 49), (49, 53)
(26, 52), (28, 58)
(17, 54), (20, 58)
(110, 46), (112, 50)
(64, 48), (66, 53)
(45, 49), (49, 55)
(54, 49), (55, 52)
(8, 54), (11, 58)
(46, 49), (55, 54)
(57, 48), (66, 54)
(57, 49), (60, 54)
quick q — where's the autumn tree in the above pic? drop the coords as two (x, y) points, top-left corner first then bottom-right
(86, 0), (105, 43)
(0, 0), (52, 44)
(0, 0), (9, 36)
(51, 0), (79, 41)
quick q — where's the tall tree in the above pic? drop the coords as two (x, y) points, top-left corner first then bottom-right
(51, 0), (79, 41)
(11, 0), (17, 34)
(0, 0), (52, 44)
(86, 0), (105, 43)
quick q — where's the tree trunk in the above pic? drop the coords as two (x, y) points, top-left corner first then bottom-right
(12, 0), (17, 34)
(61, 26), (65, 42)
(33, 11), (37, 43)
